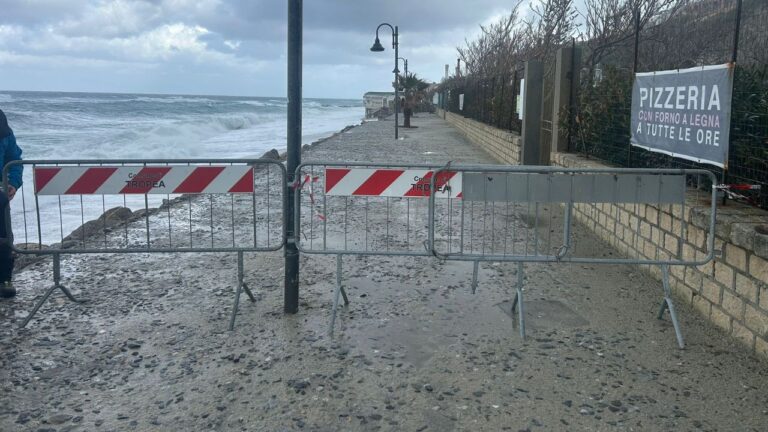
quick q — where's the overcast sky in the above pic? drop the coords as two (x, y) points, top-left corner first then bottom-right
(0, 0), (516, 99)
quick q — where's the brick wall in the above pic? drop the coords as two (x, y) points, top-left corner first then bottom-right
(438, 111), (768, 360)
(437, 109), (522, 165)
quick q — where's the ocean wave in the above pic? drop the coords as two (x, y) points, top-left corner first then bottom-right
(239, 100), (271, 107)
(132, 96), (221, 104)
(6, 95), (137, 105)
(0, 93), (12, 103)
(12, 93), (362, 162)
(213, 114), (264, 130)
(135, 112), (276, 140)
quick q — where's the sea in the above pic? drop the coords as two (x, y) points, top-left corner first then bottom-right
(0, 91), (364, 244)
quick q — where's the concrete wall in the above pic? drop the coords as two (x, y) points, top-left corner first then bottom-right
(438, 110), (768, 360)
(437, 109), (522, 165)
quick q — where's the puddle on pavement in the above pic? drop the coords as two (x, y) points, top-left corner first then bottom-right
(323, 259), (517, 368)
(497, 299), (590, 329)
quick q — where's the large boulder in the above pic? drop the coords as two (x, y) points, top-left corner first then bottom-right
(260, 149), (281, 160)
(13, 243), (49, 271)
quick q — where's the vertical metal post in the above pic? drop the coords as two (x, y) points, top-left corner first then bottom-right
(284, 0), (302, 314)
(731, 0), (742, 64)
(560, 201), (573, 257)
(229, 251), (245, 331)
(723, 0), (742, 203)
(394, 26), (399, 140)
(567, 38), (576, 151)
(629, 8), (640, 167)
(632, 8), (640, 75)
(511, 262), (526, 340)
(511, 69), (518, 130)
(144, 194), (151, 249)
(658, 264), (685, 349)
(329, 254), (346, 334)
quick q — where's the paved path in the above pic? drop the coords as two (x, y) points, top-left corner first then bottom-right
(1, 114), (767, 431)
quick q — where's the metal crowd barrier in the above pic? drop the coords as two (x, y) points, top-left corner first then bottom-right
(428, 164), (718, 348)
(294, 162), (462, 331)
(3, 159), (286, 330)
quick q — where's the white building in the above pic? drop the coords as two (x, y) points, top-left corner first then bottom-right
(363, 92), (396, 118)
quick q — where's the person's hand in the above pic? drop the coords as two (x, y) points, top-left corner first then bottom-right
(7, 186), (16, 200)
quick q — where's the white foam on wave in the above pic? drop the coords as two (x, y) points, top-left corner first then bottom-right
(239, 100), (270, 107)
(132, 95), (220, 104)
(8, 94), (363, 243)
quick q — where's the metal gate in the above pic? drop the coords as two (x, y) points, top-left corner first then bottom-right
(427, 164), (717, 348)
(6, 159), (718, 348)
(294, 162), (462, 331)
(3, 159), (286, 329)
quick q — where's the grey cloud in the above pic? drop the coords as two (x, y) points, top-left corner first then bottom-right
(0, 0), (91, 26)
(192, 0), (512, 42)
(0, 0), (511, 97)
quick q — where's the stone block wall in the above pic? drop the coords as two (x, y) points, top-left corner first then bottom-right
(437, 109), (522, 165)
(437, 110), (768, 360)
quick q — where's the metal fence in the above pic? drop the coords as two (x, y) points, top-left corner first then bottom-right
(442, 71), (524, 133)
(6, 159), (720, 348)
(294, 162), (462, 331)
(572, 0), (767, 208)
(293, 162), (717, 348)
(436, 0), (767, 209)
(3, 159), (286, 329)
(427, 164), (718, 348)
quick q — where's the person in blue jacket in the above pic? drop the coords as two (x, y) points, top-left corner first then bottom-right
(0, 109), (23, 298)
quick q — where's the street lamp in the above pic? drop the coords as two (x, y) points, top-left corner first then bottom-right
(371, 23), (399, 139)
(398, 57), (408, 78)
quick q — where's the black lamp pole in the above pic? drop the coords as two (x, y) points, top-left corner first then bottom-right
(371, 23), (399, 139)
(284, 0), (301, 314)
(398, 57), (408, 77)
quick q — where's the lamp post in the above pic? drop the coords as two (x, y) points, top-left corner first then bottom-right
(398, 57), (408, 77)
(398, 56), (412, 128)
(284, 0), (302, 314)
(371, 23), (399, 139)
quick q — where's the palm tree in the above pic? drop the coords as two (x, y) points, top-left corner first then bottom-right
(399, 73), (430, 128)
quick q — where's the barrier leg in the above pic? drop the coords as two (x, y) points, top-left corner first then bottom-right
(511, 262), (526, 340)
(471, 260), (479, 294)
(329, 254), (345, 335)
(517, 262), (526, 340)
(340, 285), (350, 306)
(339, 255), (349, 306)
(20, 253), (83, 329)
(657, 264), (684, 349)
(229, 251), (255, 331)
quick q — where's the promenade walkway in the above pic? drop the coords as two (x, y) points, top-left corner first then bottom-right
(1, 114), (766, 431)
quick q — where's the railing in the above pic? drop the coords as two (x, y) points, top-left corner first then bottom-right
(3, 159), (286, 329)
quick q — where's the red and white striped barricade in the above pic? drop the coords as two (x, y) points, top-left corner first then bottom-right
(294, 163), (462, 256)
(3, 159), (286, 330)
(34, 165), (255, 195)
(324, 168), (462, 199)
(293, 162), (464, 333)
